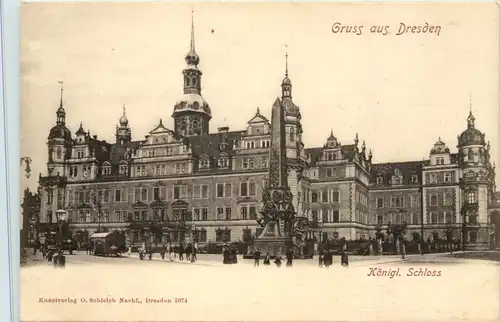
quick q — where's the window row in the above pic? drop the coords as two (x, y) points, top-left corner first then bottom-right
(70, 205), (259, 223)
(244, 140), (270, 149)
(375, 174), (419, 185)
(428, 192), (454, 207)
(429, 211), (457, 224)
(376, 212), (421, 225)
(311, 190), (340, 203)
(376, 195), (420, 208)
(241, 157), (268, 170)
(199, 156), (231, 170)
(428, 172), (453, 184)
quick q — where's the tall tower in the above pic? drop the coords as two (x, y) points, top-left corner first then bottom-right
(457, 103), (493, 249)
(116, 104), (132, 144)
(172, 10), (212, 137)
(47, 81), (72, 177)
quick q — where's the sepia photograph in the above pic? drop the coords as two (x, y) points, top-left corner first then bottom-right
(19, 2), (499, 321)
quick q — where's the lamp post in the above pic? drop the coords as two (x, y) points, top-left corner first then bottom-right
(20, 157), (32, 179)
(55, 209), (68, 267)
(191, 223), (196, 263)
(461, 206), (467, 252)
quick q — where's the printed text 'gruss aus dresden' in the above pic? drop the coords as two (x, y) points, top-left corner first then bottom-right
(332, 22), (442, 36)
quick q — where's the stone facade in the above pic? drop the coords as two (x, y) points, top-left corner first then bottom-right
(37, 18), (497, 249)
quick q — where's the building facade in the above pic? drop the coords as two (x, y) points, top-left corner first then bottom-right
(38, 18), (497, 249)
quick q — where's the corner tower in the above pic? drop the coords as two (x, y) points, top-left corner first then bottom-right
(172, 10), (212, 137)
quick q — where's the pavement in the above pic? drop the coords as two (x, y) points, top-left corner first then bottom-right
(21, 251), (500, 322)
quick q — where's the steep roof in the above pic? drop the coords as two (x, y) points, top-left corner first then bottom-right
(370, 161), (423, 185)
(185, 130), (243, 158)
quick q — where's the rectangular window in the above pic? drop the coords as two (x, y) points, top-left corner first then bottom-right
(225, 183), (232, 197)
(377, 215), (383, 224)
(322, 209), (329, 223)
(249, 206), (257, 220)
(249, 182), (256, 196)
(444, 192), (453, 206)
(312, 192), (318, 203)
(333, 210), (340, 223)
(240, 182), (248, 197)
(430, 194), (438, 206)
(225, 207), (232, 220)
(217, 183), (224, 198)
(322, 190), (328, 203)
(445, 211), (453, 224)
(377, 198), (384, 208)
(444, 172), (452, 183)
(468, 191), (476, 204)
(193, 208), (200, 221)
(114, 189), (122, 202)
(331, 191), (340, 203)
(312, 211), (318, 222)
(240, 206), (248, 220)
(201, 185), (208, 199)
(429, 174), (437, 184)
(410, 195), (419, 207)
(217, 207), (225, 220)
(391, 196), (405, 208)
(173, 186), (187, 200)
(201, 208), (208, 221)
(193, 185), (201, 199)
(431, 211), (438, 224)
(412, 213), (420, 225)
(438, 212), (445, 224)
(153, 187), (160, 200)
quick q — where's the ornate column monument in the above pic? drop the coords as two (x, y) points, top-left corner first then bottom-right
(249, 98), (310, 258)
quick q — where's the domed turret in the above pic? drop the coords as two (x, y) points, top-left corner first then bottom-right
(458, 111), (486, 147)
(172, 10), (211, 137)
(116, 104), (132, 144)
(48, 82), (71, 142)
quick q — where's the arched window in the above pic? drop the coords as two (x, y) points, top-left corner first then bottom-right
(56, 147), (62, 159)
(290, 128), (295, 142)
(192, 77), (197, 86)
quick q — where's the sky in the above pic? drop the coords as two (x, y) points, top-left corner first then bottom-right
(20, 2), (500, 191)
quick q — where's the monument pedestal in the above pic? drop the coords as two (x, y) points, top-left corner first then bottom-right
(252, 237), (292, 258)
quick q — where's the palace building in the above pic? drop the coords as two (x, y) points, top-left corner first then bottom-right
(38, 16), (497, 250)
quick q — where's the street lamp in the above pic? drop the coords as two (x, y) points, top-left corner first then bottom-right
(191, 223), (196, 263)
(55, 209), (68, 267)
(20, 157), (32, 179)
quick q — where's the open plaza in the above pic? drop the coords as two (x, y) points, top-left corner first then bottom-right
(21, 250), (500, 322)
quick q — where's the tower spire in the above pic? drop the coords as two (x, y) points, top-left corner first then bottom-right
(285, 52), (288, 77)
(123, 103), (126, 116)
(58, 80), (64, 109)
(190, 8), (195, 53)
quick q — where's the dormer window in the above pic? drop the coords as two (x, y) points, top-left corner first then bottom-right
(242, 158), (249, 169)
(119, 164), (128, 175)
(395, 169), (402, 176)
(102, 166), (111, 176)
(376, 177), (383, 185)
(218, 157), (229, 169)
(430, 173), (438, 184)
(199, 158), (210, 170)
(76, 149), (84, 159)
(444, 172), (451, 183)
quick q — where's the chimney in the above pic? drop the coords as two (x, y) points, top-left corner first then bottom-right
(218, 127), (229, 133)
(93, 135), (97, 140)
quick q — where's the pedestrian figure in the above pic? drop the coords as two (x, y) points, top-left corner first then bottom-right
(168, 244), (174, 261)
(128, 246), (131, 257)
(230, 247), (237, 264)
(318, 250), (324, 268)
(324, 251), (333, 268)
(274, 256), (282, 267)
(148, 251), (152, 260)
(254, 248), (261, 267)
(179, 245), (184, 261)
(341, 250), (349, 266)
(263, 253), (270, 266)
(186, 244), (191, 261)
(191, 245), (197, 262)
(286, 249), (293, 267)
(223, 246), (230, 264)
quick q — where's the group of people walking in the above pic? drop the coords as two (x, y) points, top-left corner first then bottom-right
(253, 248), (294, 268)
(133, 243), (198, 262)
(318, 249), (349, 267)
(222, 245), (238, 264)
